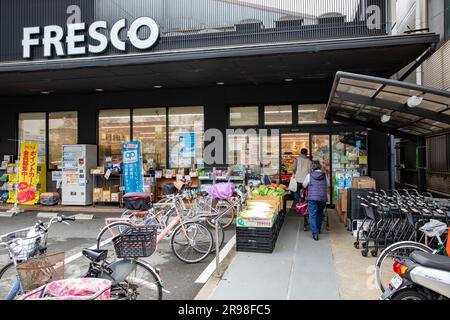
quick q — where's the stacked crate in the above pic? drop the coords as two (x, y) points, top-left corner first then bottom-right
(236, 202), (286, 254)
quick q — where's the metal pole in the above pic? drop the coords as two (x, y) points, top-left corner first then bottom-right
(214, 219), (221, 277)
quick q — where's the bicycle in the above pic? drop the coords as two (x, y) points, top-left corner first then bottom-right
(120, 186), (226, 253)
(96, 193), (214, 264)
(82, 225), (163, 300)
(0, 215), (75, 300)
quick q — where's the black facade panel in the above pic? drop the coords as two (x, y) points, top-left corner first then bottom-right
(0, 0), (388, 63)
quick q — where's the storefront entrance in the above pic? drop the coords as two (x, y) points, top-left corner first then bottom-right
(264, 131), (369, 206)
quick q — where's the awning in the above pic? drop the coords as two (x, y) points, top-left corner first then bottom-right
(325, 71), (450, 140)
(0, 33), (439, 97)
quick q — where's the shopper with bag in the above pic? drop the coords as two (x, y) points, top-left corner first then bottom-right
(303, 160), (327, 241)
(291, 149), (311, 204)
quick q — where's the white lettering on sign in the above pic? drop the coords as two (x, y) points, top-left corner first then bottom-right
(22, 17), (160, 59)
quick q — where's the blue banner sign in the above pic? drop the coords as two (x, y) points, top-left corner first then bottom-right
(122, 141), (144, 194)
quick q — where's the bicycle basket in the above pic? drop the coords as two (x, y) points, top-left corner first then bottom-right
(16, 251), (65, 292)
(112, 226), (157, 258)
(4, 229), (42, 261)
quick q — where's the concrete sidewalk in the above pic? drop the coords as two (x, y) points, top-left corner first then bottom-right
(209, 211), (340, 300)
(203, 209), (379, 300)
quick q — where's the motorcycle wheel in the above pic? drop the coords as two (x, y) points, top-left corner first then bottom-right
(391, 289), (429, 300)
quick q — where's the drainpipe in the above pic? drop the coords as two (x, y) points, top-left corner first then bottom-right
(415, 0), (427, 85)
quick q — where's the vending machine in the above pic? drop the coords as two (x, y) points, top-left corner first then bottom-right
(61, 145), (97, 205)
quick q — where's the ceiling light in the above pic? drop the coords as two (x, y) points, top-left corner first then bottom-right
(153, 85), (163, 89)
(96, 88), (104, 92)
(381, 114), (391, 123)
(40, 91), (50, 95)
(216, 82), (225, 85)
(407, 96), (423, 108)
(284, 78), (294, 82)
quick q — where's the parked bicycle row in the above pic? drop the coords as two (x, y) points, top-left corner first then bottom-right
(0, 181), (248, 300)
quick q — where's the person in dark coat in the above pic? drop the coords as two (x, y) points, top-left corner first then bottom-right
(303, 160), (328, 241)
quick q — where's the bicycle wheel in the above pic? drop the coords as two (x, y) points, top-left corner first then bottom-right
(110, 260), (162, 300)
(206, 203), (236, 229)
(0, 262), (21, 299)
(170, 222), (213, 264)
(375, 241), (433, 293)
(96, 222), (134, 263)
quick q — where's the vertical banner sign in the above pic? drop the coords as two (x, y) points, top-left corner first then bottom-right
(18, 142), (39, 204)
(122, 141), (144, 194)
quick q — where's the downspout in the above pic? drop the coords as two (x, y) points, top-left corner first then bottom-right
(415, 0), (428, 85)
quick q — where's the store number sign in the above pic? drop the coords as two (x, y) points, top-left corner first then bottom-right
(22, 16), (160, 59)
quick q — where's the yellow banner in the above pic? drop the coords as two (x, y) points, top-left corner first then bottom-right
(17, 142), (39, 204)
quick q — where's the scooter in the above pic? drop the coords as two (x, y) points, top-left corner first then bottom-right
(381, 250), (450, 300)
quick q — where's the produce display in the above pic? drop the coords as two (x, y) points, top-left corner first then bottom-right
(239, 201), (275, 219)
(251, 184), (286, 197)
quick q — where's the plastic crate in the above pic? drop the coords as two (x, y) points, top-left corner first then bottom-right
(112, 226), (157, 258)
(236, 239), (276, 254)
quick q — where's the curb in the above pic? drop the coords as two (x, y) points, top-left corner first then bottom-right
(194, 246), (237, 300)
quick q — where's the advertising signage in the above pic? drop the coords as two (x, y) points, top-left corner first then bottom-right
(22, 17), (160, 59)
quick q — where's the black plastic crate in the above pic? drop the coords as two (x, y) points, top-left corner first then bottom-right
(236, 245), (275, 254)
(236, 238), (276, 254)
(236, 225), (276, 239)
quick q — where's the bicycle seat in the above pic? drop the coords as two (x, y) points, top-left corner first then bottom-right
(410, 251), (450, 272)
(82, 249), (108, 262)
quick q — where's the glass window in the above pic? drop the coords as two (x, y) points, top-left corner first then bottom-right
(261, 133), (280, 183)
(298, 104), (327, 124)
(98, 109), (130, 167)
(168, 107), (204, 168)
(49, 111), (78, 170)
(133, 108), (167, 169)
(18, 113), (46, 164)
(227, 131), (260, 169)
(264, 105), (292, 125)
(229, 106), (259, 127)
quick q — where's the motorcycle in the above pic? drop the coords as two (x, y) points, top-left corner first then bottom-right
(381, 250), (450, 300)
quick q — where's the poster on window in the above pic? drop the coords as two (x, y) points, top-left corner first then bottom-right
(17, 142), (39, 204)
(170, 132), (195, 168)
(122, 141), (144, 194)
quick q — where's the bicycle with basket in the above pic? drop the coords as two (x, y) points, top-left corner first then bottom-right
(0, 215), (75, 300)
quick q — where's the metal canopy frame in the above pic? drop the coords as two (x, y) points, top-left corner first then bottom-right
(325, 71), (450, 141)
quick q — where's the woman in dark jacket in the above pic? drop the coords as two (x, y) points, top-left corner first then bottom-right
(303, 160), (328, 241)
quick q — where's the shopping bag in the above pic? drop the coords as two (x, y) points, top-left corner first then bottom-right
(296, 190), (308, 216)
(288, 176), (297, 192)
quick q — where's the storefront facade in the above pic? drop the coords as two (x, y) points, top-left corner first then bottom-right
(0, 0), (441, 204)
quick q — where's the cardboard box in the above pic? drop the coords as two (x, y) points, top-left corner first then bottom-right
(102, 189), (111, 202)
(93, 188), (103, 202)
(90, 167), (105, 175)
(248, 196), (282, 213)
(111, 193), (120, 202)
(236, 214), (277, 228)
(352, 176), (376, 189)
(339, 189), (348, 213)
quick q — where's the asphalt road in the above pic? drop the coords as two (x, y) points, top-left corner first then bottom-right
(0, 211), (235, 300)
